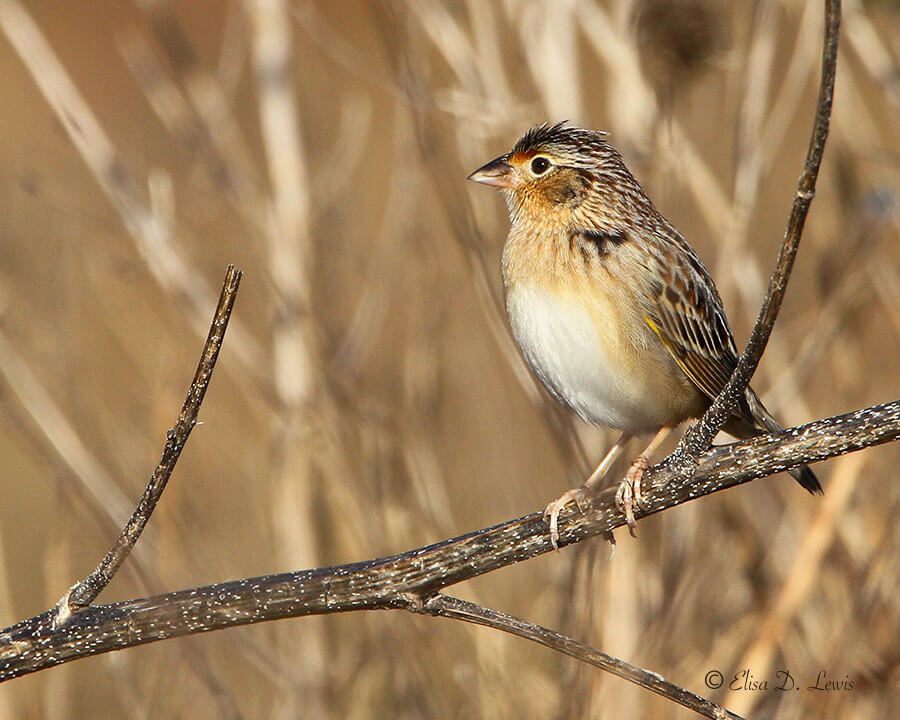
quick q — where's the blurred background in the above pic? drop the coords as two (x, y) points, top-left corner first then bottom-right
(0, 0), (898, 718)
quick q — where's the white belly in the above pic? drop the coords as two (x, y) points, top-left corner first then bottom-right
(506, 283), (660, 431)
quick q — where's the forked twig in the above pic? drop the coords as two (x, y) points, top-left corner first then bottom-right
(55, 265), (241, 619)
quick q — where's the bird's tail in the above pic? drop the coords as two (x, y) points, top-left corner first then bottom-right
(745, 388), (823, 495)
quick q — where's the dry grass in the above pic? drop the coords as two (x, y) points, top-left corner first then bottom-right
(0, 0), (897, 718)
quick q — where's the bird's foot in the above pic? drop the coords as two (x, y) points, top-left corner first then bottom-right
(543, 486), (594, 550)
(615, 456), (649, 536)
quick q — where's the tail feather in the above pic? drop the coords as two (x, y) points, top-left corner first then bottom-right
(789, 464), (823, 495)
(744, 388), (823, 495)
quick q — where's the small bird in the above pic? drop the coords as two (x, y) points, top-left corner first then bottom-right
(468, 122), (821, 547)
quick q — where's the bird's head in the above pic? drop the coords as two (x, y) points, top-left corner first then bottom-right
(468, 122), (633, 230)
(469, 122), (627, 214)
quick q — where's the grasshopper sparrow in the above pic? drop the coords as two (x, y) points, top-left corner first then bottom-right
(469, 122), (821, 547)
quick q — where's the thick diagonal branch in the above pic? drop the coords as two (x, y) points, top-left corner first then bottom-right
(2, 399), (897, 681)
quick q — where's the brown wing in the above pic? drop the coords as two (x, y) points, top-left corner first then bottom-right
(644, 240), (756, 426)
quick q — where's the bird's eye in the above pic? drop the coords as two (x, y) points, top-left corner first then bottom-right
(530, 156), (551, 175)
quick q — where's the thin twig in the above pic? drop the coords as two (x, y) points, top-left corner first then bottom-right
(416, 594), (746, 720)
(0, 280), (247, 716)
(2, 398), (897, 680)
(57, 265), (242, 617)
(679, 0), (841, 459)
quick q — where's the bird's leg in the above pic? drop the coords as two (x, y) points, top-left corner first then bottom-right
(544, 432), (632, 549)
(615, 426), (673, 535)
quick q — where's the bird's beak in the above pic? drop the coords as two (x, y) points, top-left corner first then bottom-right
(467, 155), (518, 189)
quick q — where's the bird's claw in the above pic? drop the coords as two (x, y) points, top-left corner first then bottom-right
(543, 487), (590, 550)
(615, 456), (649, 537)
(546, 456), (649, 548)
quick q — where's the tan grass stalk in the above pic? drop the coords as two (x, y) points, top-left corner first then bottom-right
(723, 451), (865, 716)
(0, 0), (265, 380)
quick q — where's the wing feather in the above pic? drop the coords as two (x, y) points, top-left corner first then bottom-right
(644, 240), (756, 426)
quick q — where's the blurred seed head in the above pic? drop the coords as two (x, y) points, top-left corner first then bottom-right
(630, 0), (727, 101)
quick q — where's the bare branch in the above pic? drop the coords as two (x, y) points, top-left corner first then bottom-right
(416, 595), (746, 720)
(680, 0), (841, 458)
(2, 398), (896, 681)
(57, 265), (241, 616)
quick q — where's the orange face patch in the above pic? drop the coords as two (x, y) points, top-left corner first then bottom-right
(508, 150), (538, 165)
